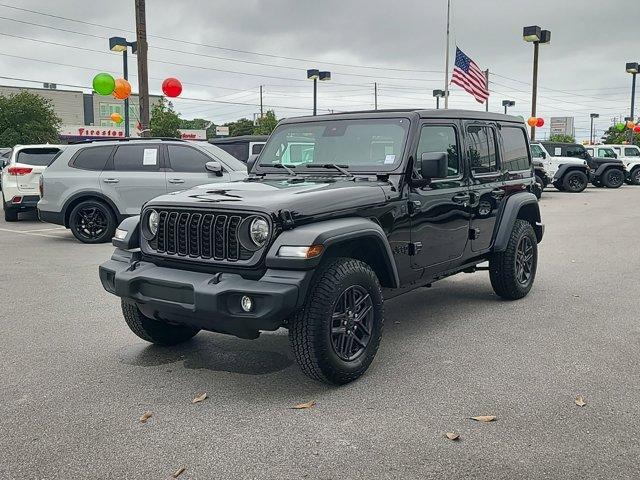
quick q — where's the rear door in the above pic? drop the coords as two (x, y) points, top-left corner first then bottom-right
(466, 121), (504, 252)
(14, 147), (62, 195)
(100, 144), (166, 215)
(165, 144), (231, 192)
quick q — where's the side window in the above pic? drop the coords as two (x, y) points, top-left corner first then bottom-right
(501, 127), (530, 171)
(251, 143), (264, 155)
(71, 146), (113, 171)
(112, 145), (160, 171)
(168, 145), (216, 173)
(530, 144), (544, 158)
(625, 147), (640, 157)
(467, 125), (498, 175)
(416, 125), (460, 177)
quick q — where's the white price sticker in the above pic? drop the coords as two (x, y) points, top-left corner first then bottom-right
(142, 148), (157, 166)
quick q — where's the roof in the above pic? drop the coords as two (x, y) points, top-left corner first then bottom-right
(209, 135), (269, 144)
(279, 108), (523, 125)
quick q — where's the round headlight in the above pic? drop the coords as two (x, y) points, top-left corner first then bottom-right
(249, 217), (269, 247)
(148, 210), (159, 237)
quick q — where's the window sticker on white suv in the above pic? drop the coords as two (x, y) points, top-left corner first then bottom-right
(554, 148), (562, 156)
(142, 148), (158, 166)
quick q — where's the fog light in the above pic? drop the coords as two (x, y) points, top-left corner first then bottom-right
(240, 295), (253, 312)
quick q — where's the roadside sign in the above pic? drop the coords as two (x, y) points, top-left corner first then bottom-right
(216, 126), (230, 136)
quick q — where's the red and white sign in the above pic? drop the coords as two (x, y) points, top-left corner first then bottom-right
(59, 125), (207, 140)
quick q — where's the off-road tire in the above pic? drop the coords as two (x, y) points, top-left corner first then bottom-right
(69, 199), (116, 244)
(553, 182), (564, 191)
(562, 170), (588, 193)
(489, 220), (538, 300)
(289, 257), (384, 385)
(3, 205), (18, 221)
(602, 168), (625, 189)
(121, 300), (200, 345)
(628, 167), (640, 185)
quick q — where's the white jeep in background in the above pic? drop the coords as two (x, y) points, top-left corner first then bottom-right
(599, 144), (640, 185)
(530, 142), (590, 193)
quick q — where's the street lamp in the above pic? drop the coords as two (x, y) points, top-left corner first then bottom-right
(523, 26), (551, 141)
(626, 62), (638, 141)
(109, 36), (137, 137)
(502, 100), (515, 114)
(589, 113), (599, 145)
(433, 89), (447, 109)
(307, 69), (331, 116)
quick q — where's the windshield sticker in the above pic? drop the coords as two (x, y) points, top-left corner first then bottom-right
(142, 148), (158, 166)
(384, 154), (396, 164)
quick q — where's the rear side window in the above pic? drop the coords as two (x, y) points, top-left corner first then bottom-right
(16, 148), (61, 166)
(624, 147), (640, 157)
(217, 143), (249, 162)
(113, 145), (160, 171)
(251, 143), (264, 155)
(71, 146), (113, 171)
(167, 145), (215, 173)
(467, 125), (499, 174)
(501, 127), (530, 171)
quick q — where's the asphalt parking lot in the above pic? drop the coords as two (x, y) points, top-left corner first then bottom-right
(1, 187), (639, 480)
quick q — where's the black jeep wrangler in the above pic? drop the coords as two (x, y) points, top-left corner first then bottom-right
(532, 159), (549, 199)
(99, 110), (544, 385)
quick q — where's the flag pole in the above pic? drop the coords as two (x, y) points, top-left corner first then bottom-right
(485, 69), (489, 111)
(444, 0), (451, 109)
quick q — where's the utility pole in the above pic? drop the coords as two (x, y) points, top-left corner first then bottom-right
(484, 69), (489, 112)
(259, 85), (263, 118)
(443, 0), (451, 109)
(135, 0), (150, 137)
(374, 82), (378, 110)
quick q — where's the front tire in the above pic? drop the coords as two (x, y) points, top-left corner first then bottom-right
(121, 300), (200, 345)
(562, 170), (588, 193)
(489, 220), (538, 300)
(289, 257), (384, 385)
(69, 199), (116, 243)
(628, 167), (640, 185)
(602, 168), (625, 188)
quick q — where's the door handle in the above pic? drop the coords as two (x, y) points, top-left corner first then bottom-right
(491, 188), (505, 198)
(452, 192), (470, 204)
(168, 178), (185, 184)
(102, 178), (119, 184)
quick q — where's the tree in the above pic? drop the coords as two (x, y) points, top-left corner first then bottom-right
(224, 118), (255, 137)
(150, 97), (181, 138)
(179, 118), (217, 140)
(548, 133), (575, 143)
(0, 91), (61, 147)
(254, 110), (278, 135)
(601, 126), (639, 146)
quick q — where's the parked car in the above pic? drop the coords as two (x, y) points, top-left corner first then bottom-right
(209, 135), (268, 163)
(99, 109), (544, 385)
(530, 142), (589, 193)
(542, 142), (626, 189)
(0, 148), (12, 191)
(38, 138), (247, 243)
(600, 144), (640, 184)
(532, 158), (550, 199)
(1, 144), (65, 221)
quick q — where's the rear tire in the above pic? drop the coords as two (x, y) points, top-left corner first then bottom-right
(121, 300), (200, 346)
(69, 199), (116, 243)
(602, 168), (625, 188)
(489, 220), (538, 300)
(3, 205), (18, 222)
(289, 257), (384, 385)
(562, 170), (588, 193)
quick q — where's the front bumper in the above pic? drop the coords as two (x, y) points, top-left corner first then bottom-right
(99, 252), (312, 338)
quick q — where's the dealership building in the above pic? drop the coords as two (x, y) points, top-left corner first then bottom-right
(0, 84), (206, 141)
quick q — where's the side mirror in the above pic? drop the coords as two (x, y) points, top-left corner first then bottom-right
(246, 154), (259, 172)
(420, 152), (448, 180)
(205, 161), (223, 177)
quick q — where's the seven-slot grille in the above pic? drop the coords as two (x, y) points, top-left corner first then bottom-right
(148, 209), (254, 262)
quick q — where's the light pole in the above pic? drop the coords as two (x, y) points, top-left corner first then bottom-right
(523, 26), (551, 141)
(433, 89), (447, 109)
(502, 100), (515, 114)
(307, 69), (331, 116)
(589, 113), (599, 145)
(109, 36), (137, 137)
(626, 62), (638, 142)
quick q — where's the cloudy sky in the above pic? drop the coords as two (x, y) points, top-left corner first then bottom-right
(0, 0), (637, 140)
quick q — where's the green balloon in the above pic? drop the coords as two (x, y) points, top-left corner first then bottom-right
(616, 123), (626, 132)
(93, 73), (115, 96)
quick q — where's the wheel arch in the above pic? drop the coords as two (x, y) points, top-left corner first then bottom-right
(492, 192), (543, 252)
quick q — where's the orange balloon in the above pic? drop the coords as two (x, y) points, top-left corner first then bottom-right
(626, 121), (636, 129)
(527, 117), (538, 127)
(110, 112), (123, 124)
(113, 78), (132, 100)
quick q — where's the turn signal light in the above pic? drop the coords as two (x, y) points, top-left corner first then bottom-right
(7, 166), (33, 176)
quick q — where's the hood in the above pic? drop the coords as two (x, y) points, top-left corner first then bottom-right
(146, 176), (390, 220)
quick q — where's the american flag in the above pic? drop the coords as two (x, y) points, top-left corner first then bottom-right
(451, 47), (489, 103)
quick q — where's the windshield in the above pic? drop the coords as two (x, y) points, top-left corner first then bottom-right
(530, 144), (545, 158)
(257, 118), (410, 172)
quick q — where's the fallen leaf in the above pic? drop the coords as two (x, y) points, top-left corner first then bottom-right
(192, 392), (207, 404)
(292, 400), (316, 409)
(172, 466), (186, 478)
(572, 294), (580, 298)
(470, 415), (496, 423)
(445, 432), (460, 441)
(139, 411), (153, 423)
(575, 395), (586, 407)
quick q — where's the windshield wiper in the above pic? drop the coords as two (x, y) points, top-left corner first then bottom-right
(305, 163), (353, 177)
(259, 163), (297, 176)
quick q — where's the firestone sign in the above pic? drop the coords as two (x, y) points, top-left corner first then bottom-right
(59, 125), (206, 140)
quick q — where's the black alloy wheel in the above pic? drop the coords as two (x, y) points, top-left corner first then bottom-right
(603, 168), (624, 188)
(515, 235), (534, 286)
(69, 199), (116, 244)
(563, 170), (588, 193)
(630, 168), (640, 186)
(330, 285), (374, 361)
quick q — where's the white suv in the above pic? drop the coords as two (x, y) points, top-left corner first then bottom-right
(599, 144), (640, 184)
(530, 142), (590, 193)
(1, 144), (65, 221)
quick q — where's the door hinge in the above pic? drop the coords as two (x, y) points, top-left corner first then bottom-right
(408, 242), (422, 256)
(469, 227), (480, 240)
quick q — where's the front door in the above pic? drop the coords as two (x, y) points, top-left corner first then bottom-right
(165, 144), (231, 192)
(409, 121), (470, 270)
(465, 122), (504, 252)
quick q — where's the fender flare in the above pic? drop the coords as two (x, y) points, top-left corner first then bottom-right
(553, 163), (588, 182)
(61, 190), (123, 227)
(266, 217), (400, 288)
(492, 192), (542, 252)
(112, 215), (140, 250)
(594, 162), (624, 177)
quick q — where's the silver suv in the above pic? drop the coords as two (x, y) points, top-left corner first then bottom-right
(38, 138), (247, 243)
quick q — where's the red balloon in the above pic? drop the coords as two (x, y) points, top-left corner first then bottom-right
(536, 117), (545, 128)
(162, 77), (182, 98)
(634, 125), (640, 133)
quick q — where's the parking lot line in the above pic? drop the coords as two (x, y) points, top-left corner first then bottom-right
(0, 227), (67, 239)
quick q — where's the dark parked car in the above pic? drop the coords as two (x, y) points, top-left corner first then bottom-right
(209, 135), (268, 163)
(100, 110), (544, 385)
